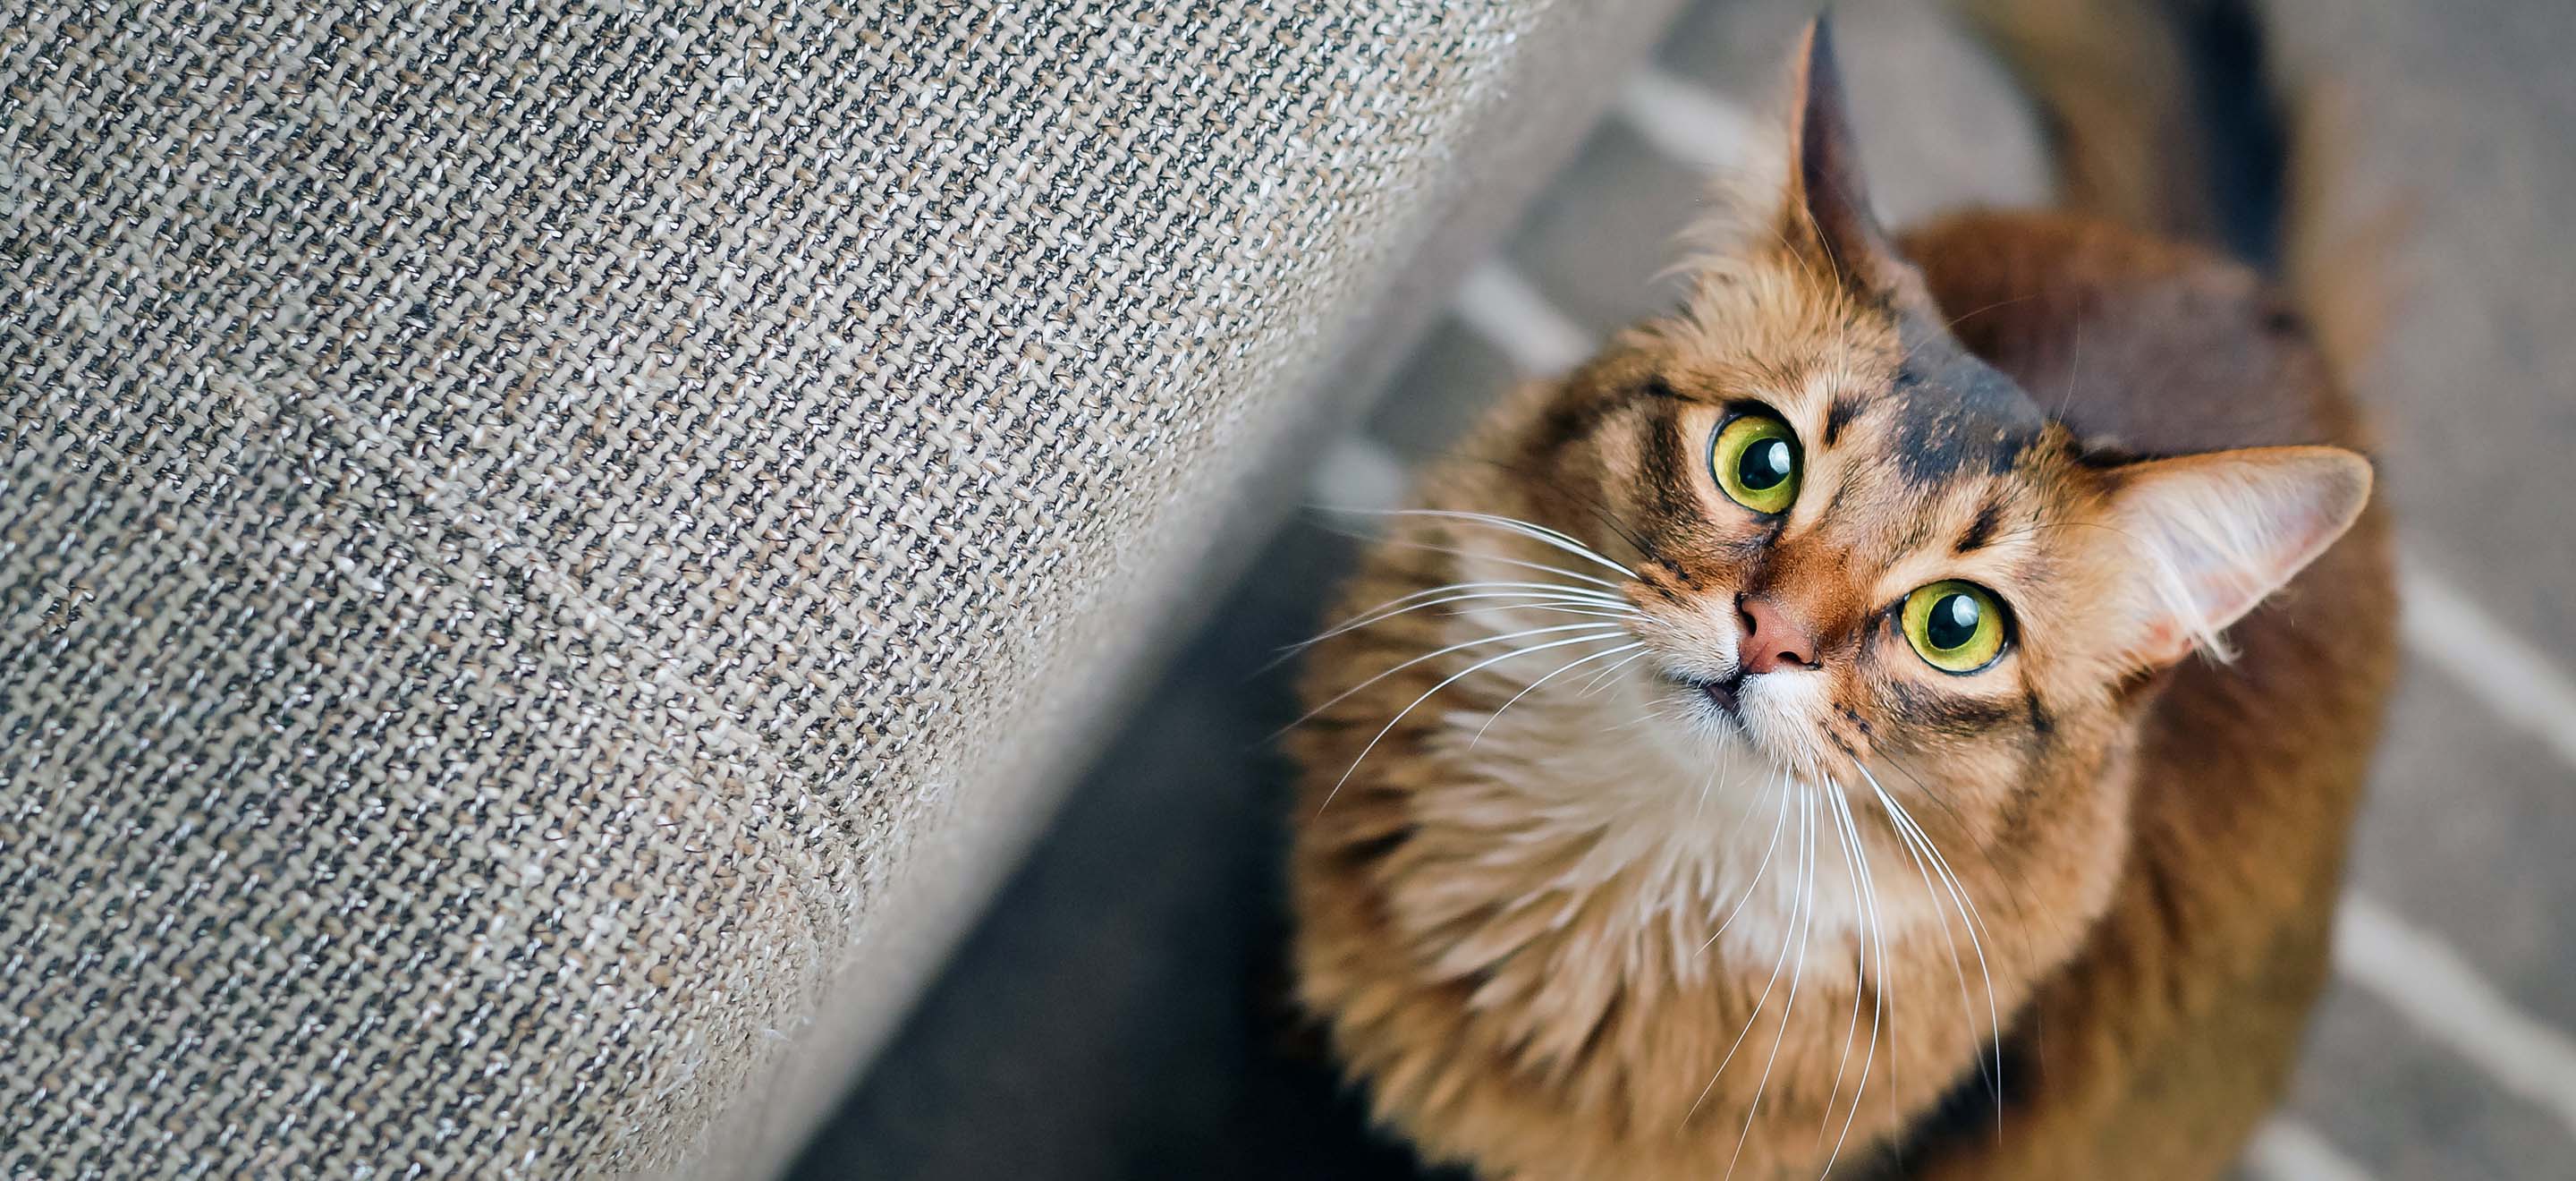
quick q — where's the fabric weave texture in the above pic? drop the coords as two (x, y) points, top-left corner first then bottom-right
(0, 1), (1674, 1174)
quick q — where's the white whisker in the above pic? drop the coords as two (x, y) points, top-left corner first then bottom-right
(1355, 507), (1640, 580)
(1875, 780), (2003, 954)
(1273, 580), (1633, 661)
(1699, 773), (1791, 958)
(1693, 744), (1738, 826)
(1356, 532), (1631, 591)
(1690, 773), (1792, 959)
(1874, 785), (2002, 1040)
(1275, 622), (1626, 740)
(1470, 642), (1648, 748)
(1867, 777), (1982, 1099)
(1576, 647), (1654, 695)
(1260, 590), (1636, 675)
(1445, 603), (1646, 624)
(1816, 783), (1868, 1160)
(1688, 777), (1806, 1125)
(1328, 578), (1631, 625)
(1318, 630), (1637, 812)
(1819, 784), (1886, 1177)
(1726, 784), (1821, 1180)
(1861, 766), (2004, 1121)
(1690, 754), (1724, 845)
(1369, 506), (1609, 558)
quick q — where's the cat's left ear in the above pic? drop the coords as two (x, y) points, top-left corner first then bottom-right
(2097, 445), (2374, 667)
(1780, 18), (1925, 309)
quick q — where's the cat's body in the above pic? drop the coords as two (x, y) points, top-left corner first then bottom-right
(1287, 25), (2392, 1181)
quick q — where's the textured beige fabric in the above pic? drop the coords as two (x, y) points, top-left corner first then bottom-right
(0, 1), (1676, 1175)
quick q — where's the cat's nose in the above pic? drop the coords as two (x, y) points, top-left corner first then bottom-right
(1736, 595), (1820, 675)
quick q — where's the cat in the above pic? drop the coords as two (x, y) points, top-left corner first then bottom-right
(1285, 18), (2394, 1180)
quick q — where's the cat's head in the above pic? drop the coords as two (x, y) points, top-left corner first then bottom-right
(1483, 24), (2370, 814)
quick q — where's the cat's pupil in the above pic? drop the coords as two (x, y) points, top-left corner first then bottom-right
(1927, 592), (1981, 650)
(1739, 439), (1793, 490)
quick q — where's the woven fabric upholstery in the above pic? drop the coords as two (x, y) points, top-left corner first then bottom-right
(0, 1), (1676, 1176)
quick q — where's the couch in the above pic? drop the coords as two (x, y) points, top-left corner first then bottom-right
(0, 1), (1684, 1174)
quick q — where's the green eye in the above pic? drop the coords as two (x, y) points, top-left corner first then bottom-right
(1902, 581), (2010, 673)
(1712, 412), (1801, 514)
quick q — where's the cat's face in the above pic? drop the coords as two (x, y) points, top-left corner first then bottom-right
(1515, 297), (2113, 819)
(1470, 42), (2368, 832)
(1487, 271), (2362, 873)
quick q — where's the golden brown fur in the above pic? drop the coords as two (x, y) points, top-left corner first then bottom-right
(1286, 22), (2392, 1180)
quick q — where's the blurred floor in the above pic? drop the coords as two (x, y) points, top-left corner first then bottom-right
(793, 1), (2576, 1177)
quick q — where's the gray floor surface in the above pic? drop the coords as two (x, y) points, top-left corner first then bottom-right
(794, 2), (2576, 1177)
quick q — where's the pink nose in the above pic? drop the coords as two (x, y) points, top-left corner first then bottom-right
(1738, 595), (1819, 675)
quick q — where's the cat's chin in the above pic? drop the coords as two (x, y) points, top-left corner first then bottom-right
(1655, 668), (1835, 782)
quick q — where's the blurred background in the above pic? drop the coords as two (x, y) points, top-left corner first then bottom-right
(793, 0), (2576, 1177)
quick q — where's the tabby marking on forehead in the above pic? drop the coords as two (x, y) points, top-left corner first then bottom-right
(1885, 312), (2046, 486)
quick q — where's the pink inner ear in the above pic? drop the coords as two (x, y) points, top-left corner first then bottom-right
(2105, 446), (2372, 665)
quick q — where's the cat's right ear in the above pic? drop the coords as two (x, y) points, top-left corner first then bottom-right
(1779, 18), (1918, 305)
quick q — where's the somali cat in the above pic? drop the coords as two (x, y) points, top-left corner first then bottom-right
(1285, 19), (2394, 1181)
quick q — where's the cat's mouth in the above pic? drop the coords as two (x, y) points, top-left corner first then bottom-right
(1690, 672), (1745, 719)
(1666, 669), (1750, 729)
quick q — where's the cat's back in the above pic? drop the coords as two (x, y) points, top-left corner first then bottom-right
(1893, 211), (2398, 1179)
(1904, 212), (2365, 455)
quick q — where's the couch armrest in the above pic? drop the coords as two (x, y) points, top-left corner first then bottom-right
(0, 2), (1680, 1175)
